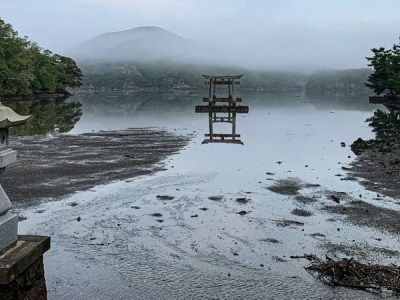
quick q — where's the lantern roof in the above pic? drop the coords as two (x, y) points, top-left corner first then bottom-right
(0, 103), (30, 129)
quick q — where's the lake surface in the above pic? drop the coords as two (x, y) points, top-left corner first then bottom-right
(12, 92), (400, 299)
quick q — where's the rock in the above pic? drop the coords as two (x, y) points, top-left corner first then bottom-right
(330, 195), (340, 203)
(237, 210), (249, 216)
(156, 195), (175, 200)
(309, 233), (326, 238)
(208, 195), (223, 201)
(236, 197), (250, 204)
(275, 219), (304, 227)
(150, 213), (163, 217)
(18, 215), (27, 222)
(341, 166), (352, 171)
(261, 238), (279, 243)
(351, 138), (370, 155)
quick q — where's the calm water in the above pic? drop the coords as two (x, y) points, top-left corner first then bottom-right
(13, 92), (399, 299)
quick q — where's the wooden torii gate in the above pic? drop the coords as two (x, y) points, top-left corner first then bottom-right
(195, 75), (249, 144)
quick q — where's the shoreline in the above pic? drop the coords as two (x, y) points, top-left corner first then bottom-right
(5, 126), (400, 298)
(0, 92), (71, 102)
(349, 137), (400, 200)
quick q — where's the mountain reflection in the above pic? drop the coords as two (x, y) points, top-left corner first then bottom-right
(366, 107), (400, 140)
(4, 99), (82, 136)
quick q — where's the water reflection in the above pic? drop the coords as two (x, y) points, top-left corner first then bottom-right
(195, 75), (249, 144)
(3, 98), (82, 136)
(367, 107), (400, 140)
(1, 92), (378, 138)
(203, 111), (243, 144)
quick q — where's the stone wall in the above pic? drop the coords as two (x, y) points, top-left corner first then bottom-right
(0, 257), (47, 300)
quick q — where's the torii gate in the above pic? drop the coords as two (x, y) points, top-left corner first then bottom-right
(195, 75), (249, 144)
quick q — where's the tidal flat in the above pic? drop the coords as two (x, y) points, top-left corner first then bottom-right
(4, 92), (400, 299)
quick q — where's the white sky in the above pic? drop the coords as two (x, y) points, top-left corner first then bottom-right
(1, 0), (399, 70)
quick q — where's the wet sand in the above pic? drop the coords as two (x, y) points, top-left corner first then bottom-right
(1, 128), (189, 204)
(17, 170), (399, 299)
(5, 127), (400, 298)
(349, 138), (400, 199)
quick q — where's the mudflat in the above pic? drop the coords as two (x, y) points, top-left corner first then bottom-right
(0, 128), (189, 204)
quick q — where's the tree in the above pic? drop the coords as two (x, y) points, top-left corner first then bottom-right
(366, 38), (400, 95)
(51, 54), (83, 91)
(0, 17), (83, 96)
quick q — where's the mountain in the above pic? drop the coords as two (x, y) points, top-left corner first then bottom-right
(73, 26), (215, 64)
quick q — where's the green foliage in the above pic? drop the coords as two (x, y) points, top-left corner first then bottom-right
(0, 18), (82, 96)
(366, 109), (400, 140)
(366, 38), (400, 95)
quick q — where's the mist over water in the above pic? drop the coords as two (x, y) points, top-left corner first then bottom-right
(1, 0), (400, 70)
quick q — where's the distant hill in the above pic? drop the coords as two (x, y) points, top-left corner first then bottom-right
(79, 61), (307, 93)
(73, 26), (216, 64)
(72, 26), (373, 95)
(306, 68), (372, 95)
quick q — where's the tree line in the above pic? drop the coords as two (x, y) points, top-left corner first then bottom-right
(0, 18), (82, 96)
(366, 38), (400, 96)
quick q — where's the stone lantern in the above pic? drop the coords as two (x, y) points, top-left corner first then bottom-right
(0, 103), (30, 250)
(0, 103), (50, 299)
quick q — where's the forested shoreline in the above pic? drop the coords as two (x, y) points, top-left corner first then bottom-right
(0, 18), (82, 97)
(80, 61), (372, 95)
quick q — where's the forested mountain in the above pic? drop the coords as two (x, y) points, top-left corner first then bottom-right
(80, 61), (373, 94)
(80, 61), (306, 92)
(74, 26), (305, 92)
(305, 68), (372, 95)
(0, 20), (376, 97)
(75, 26), (373, 94)
(0, 18), (83, 97)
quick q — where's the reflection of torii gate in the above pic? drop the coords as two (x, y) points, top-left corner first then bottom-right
(195, 75), (249, 144)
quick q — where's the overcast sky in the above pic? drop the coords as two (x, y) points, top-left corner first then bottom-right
(1, 0), (399, 70)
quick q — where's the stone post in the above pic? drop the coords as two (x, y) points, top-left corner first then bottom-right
(0, 103), (50, 299)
